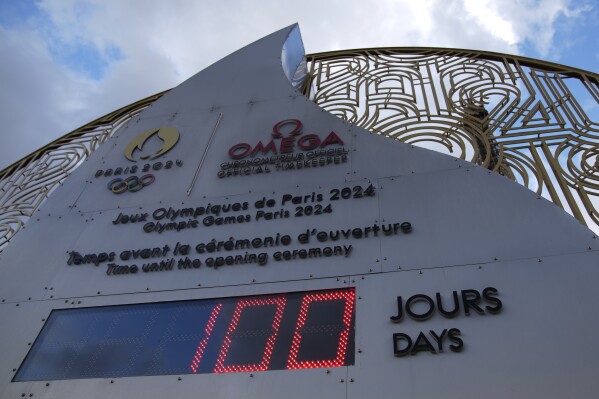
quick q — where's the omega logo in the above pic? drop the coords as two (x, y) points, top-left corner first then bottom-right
(227, 119), (345, 160)
(124, 127), (180, 162)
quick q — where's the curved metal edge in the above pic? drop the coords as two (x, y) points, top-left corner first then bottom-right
(306, 46), (599, 83)
(0, 90), (170, 179)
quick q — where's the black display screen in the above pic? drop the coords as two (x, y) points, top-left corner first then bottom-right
(14, 288), (355, 381)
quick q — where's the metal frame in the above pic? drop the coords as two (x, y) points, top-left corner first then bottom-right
(1, 47), (598, 252)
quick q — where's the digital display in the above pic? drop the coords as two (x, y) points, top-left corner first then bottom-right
(14, 288), (355, 381)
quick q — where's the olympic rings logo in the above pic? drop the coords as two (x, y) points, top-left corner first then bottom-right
(107, 174), (155, 194)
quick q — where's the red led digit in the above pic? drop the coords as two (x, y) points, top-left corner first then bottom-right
(286, 289), (355, 370)
(214, 297), (287, 373)
(189, 304), (222, 373)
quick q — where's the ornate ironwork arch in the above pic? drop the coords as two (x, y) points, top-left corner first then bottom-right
(306, 48), (599, 229)
(0, 91), (166, 251)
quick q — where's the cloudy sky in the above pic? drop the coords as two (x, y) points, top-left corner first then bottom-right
(0, 0), (596, 169)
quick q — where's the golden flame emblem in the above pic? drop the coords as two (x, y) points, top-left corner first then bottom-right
(123, 127), (180, 162)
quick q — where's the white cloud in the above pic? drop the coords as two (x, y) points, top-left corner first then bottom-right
(462, 0), (589, 58)
(464, 0), (518, 45)
(0, 26), (95, 163)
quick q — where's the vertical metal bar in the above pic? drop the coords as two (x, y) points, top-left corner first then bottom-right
(186, 112), (223, 196)
(540, 141), (586, 224)
(528, 143), (563, 208)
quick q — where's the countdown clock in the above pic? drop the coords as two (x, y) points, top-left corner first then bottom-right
(2, 22), (599, 399)
(15, 289), (355, 380)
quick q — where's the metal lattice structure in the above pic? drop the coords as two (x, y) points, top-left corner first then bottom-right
(1, 48), (598, 252)
(305, 48), (599, 229)
(0, 91), (166, 252)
